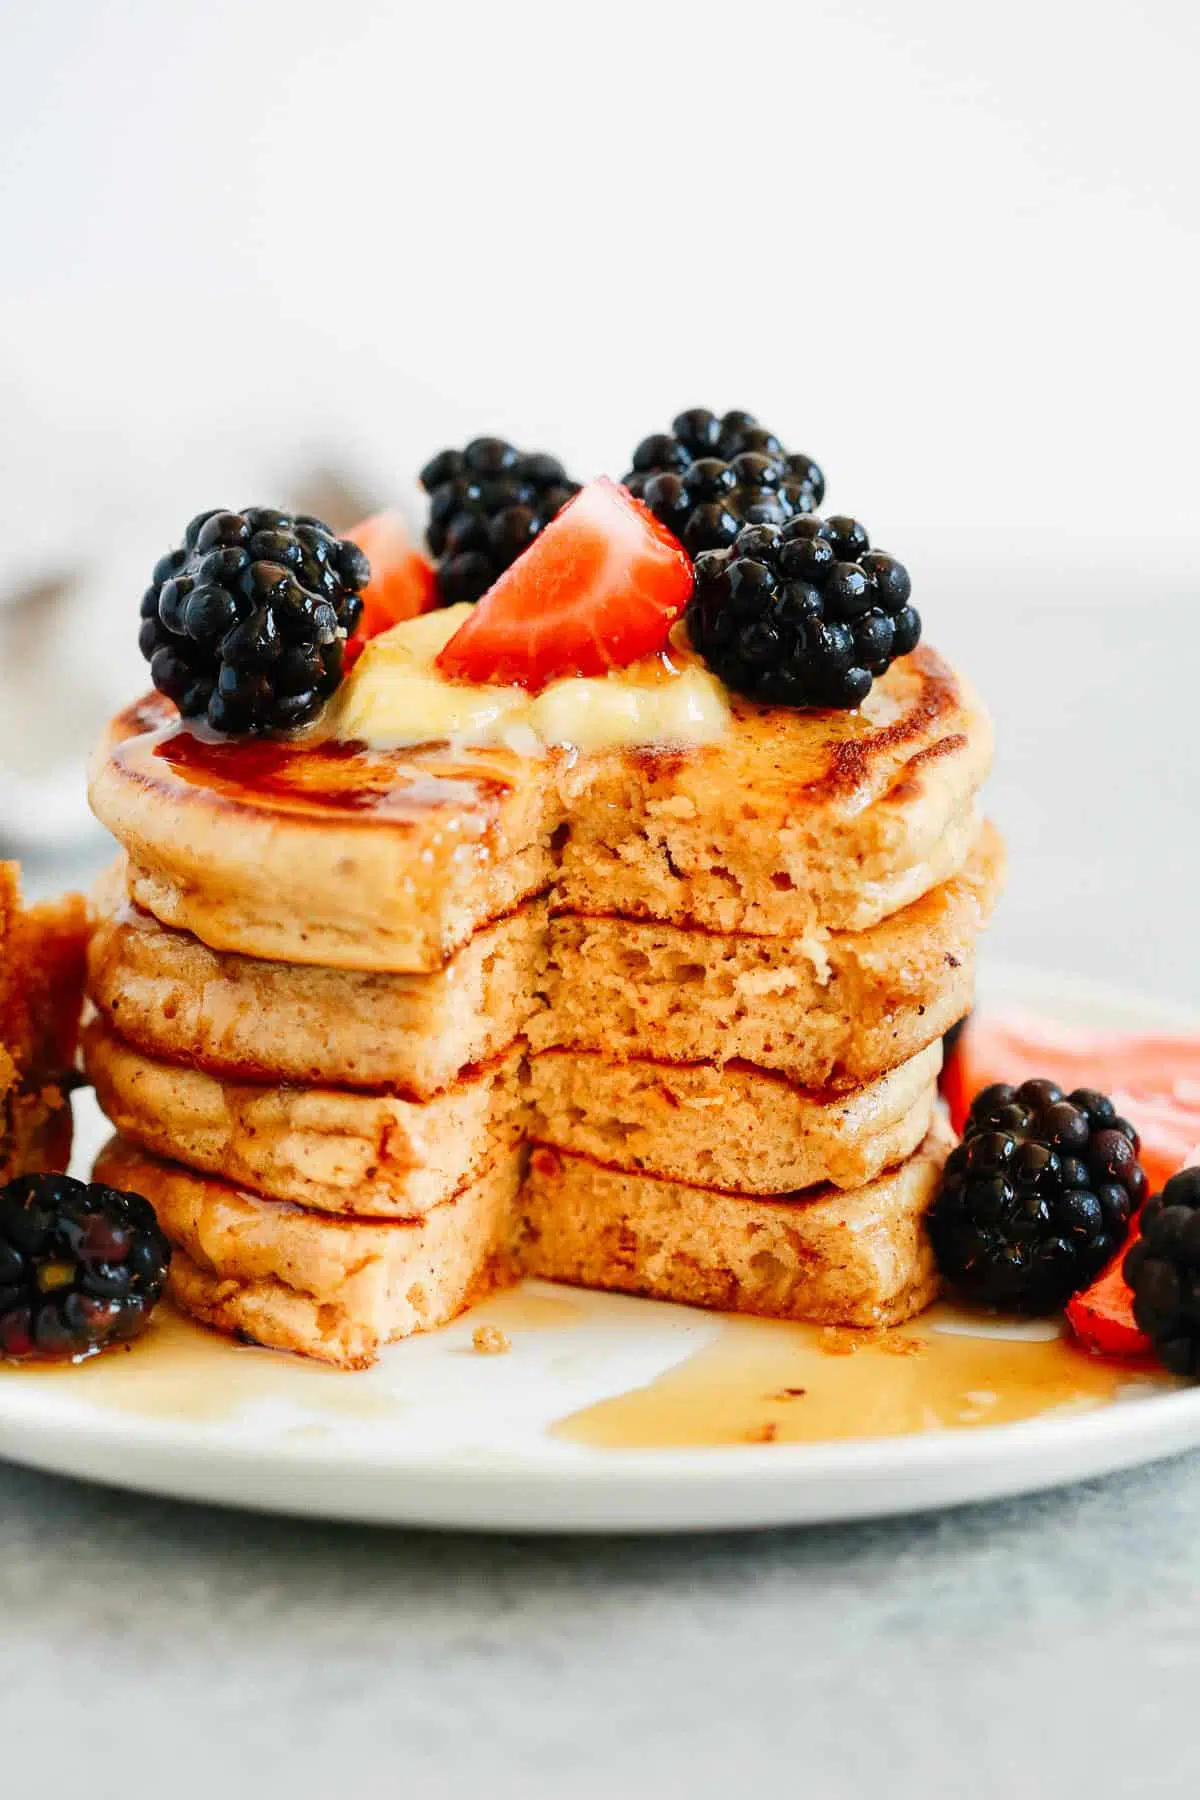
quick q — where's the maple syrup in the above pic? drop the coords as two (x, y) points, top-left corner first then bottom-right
(0, 1291), (1173, 1447)
(0, 1286), (585, 1425)
(553, 1304), (1175, 1450)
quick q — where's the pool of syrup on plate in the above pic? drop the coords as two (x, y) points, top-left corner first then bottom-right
(0, 1288), (1172, 1442)
(554, 1304), (1172, 1449)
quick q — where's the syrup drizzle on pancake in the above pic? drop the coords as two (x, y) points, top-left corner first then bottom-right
(151, 725), (516, 818)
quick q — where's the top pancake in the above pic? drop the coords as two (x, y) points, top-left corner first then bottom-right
(90, 646), (992, 972)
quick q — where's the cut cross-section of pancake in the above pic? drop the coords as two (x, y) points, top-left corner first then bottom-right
(83, 1016), (523, 1217)
(525, 1041), (941, 1194)
(535, 823), (1003, 1086)
(94, 1135), (521, 1369)
(517, 1123), (951, 1328)
(88, 863), (547, 1098)
(555, 646), (992, 936)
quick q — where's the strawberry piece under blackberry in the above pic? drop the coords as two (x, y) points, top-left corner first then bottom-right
(942, 1013), (971, 1063)
(1124, 1166), (1200, 1373)
(686, 517), (920, 709)
(435, 479), (691, 690)
(420, 438), (580, 606)
(139, 508), (369, 736)
(928, 1080), (1147, 1314)
(623, 408), (824, 557)
(0, 1173), (171, 1361)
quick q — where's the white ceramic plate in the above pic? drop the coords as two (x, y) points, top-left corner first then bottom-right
(1, 960), (1198, 1534)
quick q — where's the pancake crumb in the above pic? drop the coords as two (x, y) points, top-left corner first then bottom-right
(770, 1387), (808, 1400)
(821, 1326), (882, 1355)
(884, 1334), (927, 1357)
(472, 1323), (511, 1355)
(746, 1421), (778, 1443)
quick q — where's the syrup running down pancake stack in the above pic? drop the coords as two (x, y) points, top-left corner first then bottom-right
(86, 641), (1001, 1367)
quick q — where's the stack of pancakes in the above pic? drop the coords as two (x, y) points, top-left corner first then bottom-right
(86, 645), (1001, 1366)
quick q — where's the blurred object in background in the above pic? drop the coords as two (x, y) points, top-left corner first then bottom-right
(0, 368), (383, 852)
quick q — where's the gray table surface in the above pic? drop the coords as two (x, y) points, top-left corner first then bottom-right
(6, 588), (1200, 1797)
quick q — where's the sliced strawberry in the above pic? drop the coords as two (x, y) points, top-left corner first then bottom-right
(1066, 1230), (1152, 1359)
(943, 1010), (1200, 1192)
(435, 478), (692, 691)
(943, 1011), (1200, 1359)
(345, 511), (437, 653)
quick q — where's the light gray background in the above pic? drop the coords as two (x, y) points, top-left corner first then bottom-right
(3, 2), (1200, 1794)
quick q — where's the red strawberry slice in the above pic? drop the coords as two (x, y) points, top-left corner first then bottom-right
(1066, 1232), (1153, 1359)
(344, 511), (437, 658)
(943, 1010), (1200, 1191)
(435, 478), (692, 691)
(942, 1009), (1200, 1360)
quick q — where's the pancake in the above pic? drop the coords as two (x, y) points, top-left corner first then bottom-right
(535, 823), (1003, 1085)
(88, 864), (546, 1098)
(90, 647), (992, 972)
(0, 867), (86, 1184)
(524, 1041), (941, 1194)
(91, 693), (557, 973)
(94, 1123), (945, 1363)
(515, 1124), (950, 1329)
(83, 1015), (523, 1217)
(553, 646), (991, 935)
(94, 1135), (520, 1369)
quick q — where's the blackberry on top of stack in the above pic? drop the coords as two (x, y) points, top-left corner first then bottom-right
(624, 406), (825, 556)
(420, 437), (580, 606)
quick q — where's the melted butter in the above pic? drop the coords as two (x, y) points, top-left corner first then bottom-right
(554, 1303), (1175, 1450)
(332, 605), (731, 753)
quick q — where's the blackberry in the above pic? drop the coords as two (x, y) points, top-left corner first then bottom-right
(1124, 1166), (1200, 1373)
(928, 1080), (1147, 1313)
(420, 438), (580, 606)
(686, 516), (920, 709)
(139, 509), (368, 736)
(623, 407), (825, 557)
(0, 1173), (171, 1361)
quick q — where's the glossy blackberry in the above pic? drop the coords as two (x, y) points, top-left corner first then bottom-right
(1124, 1166), (1200, 1373)
(0, 1173), (171, 1361)
(139, 509), (368, 736)
(686, 516), (920, 709)
(928, 1080), (1147, 1314)
(623, 408), (825, 557)
(419, 438), (580, 606)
